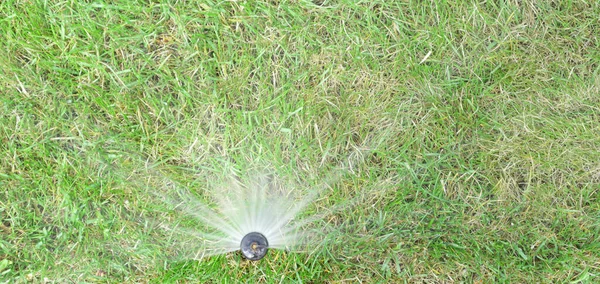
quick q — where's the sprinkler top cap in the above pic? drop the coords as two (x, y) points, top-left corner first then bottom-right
(240, 232), (268, 261)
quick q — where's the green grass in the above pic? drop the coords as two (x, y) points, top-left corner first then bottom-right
(1, 0), (599, 282)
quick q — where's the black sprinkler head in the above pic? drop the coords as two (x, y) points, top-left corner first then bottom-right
(240, 232), (268, 261)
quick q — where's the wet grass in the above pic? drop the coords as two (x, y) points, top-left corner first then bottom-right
(1, 0), (600, 282)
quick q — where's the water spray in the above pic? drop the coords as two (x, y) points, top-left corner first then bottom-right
(240, 232), (268, 261)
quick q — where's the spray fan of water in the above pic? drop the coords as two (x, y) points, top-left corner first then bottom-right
(156, 172), (318, 261)
(135, 156), (373, 262)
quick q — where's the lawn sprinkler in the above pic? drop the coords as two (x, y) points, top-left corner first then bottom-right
(240, 232), (268, 261)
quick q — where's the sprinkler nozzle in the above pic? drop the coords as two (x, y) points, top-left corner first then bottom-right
(240, 232), (268, 261)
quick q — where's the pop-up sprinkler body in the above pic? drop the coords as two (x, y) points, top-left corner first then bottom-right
(240, 232), (268, 261)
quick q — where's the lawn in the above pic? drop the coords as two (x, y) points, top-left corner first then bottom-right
(1, 0), (599, 282)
